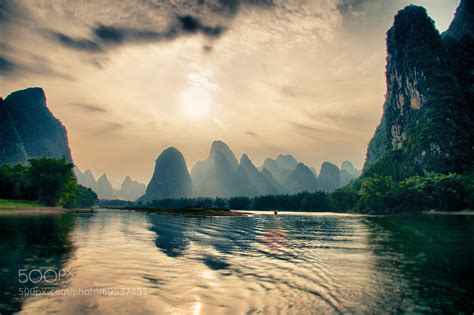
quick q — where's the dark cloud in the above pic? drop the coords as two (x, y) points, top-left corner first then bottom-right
(71, 102), (107, 113)
(94, 25), (126, 44)
(2, 0), (276, 75)
(93, 24), (168, 45)
(0, 0), (30, 25)
(0, 56), (17, 75)
(53, 32), (103, 53)
(52, 13), (226, 54)
(178, 15), (223, 37)
(45, 0), (273, 54)
(91, 15), (223, 45)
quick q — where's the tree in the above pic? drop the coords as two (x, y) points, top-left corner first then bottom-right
(229, 196), (251, 210)
(28, 158), (76, 206)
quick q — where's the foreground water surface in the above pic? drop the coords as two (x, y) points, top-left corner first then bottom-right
(0, 209), (473, 314)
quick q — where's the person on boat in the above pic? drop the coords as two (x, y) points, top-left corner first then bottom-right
(274, 210), (278, 215)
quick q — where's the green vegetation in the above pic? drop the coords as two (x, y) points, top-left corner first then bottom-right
(0, 158), (97, 208)
(366, 6), (472, 175)
(335, 172), (473, 213)
(0, 198), (44, 209)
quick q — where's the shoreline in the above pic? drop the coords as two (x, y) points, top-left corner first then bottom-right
(0, 206), (95, 215)
(424, 210), (474, 215)
(0, 205), (471, 217)
(0, 207), (64, 215)
(111, 207), (249, 217)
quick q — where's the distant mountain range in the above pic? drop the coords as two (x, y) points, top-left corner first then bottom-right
(0, 88), (360, 203)
(140, 140), (361, 202)
(75, 168), (146, 201)
(0, 88), (360, 202)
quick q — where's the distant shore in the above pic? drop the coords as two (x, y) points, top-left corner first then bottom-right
(109, 206), (249, 217)
(424, 210), (474, 215)
(0, 199), (95, 215)
(0, 207), (64, 215)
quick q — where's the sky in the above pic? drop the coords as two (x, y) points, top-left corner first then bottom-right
(0, 0), (460, 184)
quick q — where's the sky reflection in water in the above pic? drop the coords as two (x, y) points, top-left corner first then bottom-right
(0, 210), (472, 314)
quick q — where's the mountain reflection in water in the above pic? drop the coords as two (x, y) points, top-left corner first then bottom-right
(0, 209), (472, 314)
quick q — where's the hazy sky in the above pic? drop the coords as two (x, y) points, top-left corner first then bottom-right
(0, 0), (460, 184)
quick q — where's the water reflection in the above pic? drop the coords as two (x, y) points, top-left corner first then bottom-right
(0, 213), (75, 313)
(188, 217), (258, 255)
(365, 215), (474, 313)
(149, 215), (189, 257)
(260, 217), (288, 251)
(0, 210), (472, 314)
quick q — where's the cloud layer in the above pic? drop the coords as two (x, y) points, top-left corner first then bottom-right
(0, 0), (460, 182)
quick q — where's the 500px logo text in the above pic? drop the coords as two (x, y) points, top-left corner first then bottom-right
(18, 268), (74, 284)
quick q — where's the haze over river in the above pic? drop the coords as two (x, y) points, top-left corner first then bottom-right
(0, 210), (473, 314)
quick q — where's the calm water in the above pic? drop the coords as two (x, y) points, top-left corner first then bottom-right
(0, 210), (473, 314)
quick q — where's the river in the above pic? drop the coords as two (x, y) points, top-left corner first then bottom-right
(0, 209), (472, 314)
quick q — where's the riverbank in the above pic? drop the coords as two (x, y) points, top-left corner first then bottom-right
(0, 198), (45, 209)
(0, 199), (95, 215)
(424, 209), (474, 215)
(110, 206), (248, 217)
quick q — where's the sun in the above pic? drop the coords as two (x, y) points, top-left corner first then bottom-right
(181, 86), (212, 120)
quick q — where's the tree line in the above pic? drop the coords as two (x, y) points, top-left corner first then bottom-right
(0, 158), (97, 208)
(100, 172), (473, 213)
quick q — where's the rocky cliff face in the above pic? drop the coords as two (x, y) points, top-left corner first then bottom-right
(143, 147), (192, 201)
(0, 88), (72, 164)
(0, 101), (27, 164)
(443, 0), (474, 158)
(443, 0), (474, 40)
(364, 5), (472, 175)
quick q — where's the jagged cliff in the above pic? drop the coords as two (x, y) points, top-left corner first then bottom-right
(364, 5), (472, 176)
(75, 167), (145, 201)
(0, 88), (72, 164)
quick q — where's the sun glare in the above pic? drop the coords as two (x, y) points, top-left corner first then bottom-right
(181, 86), (212, 120)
